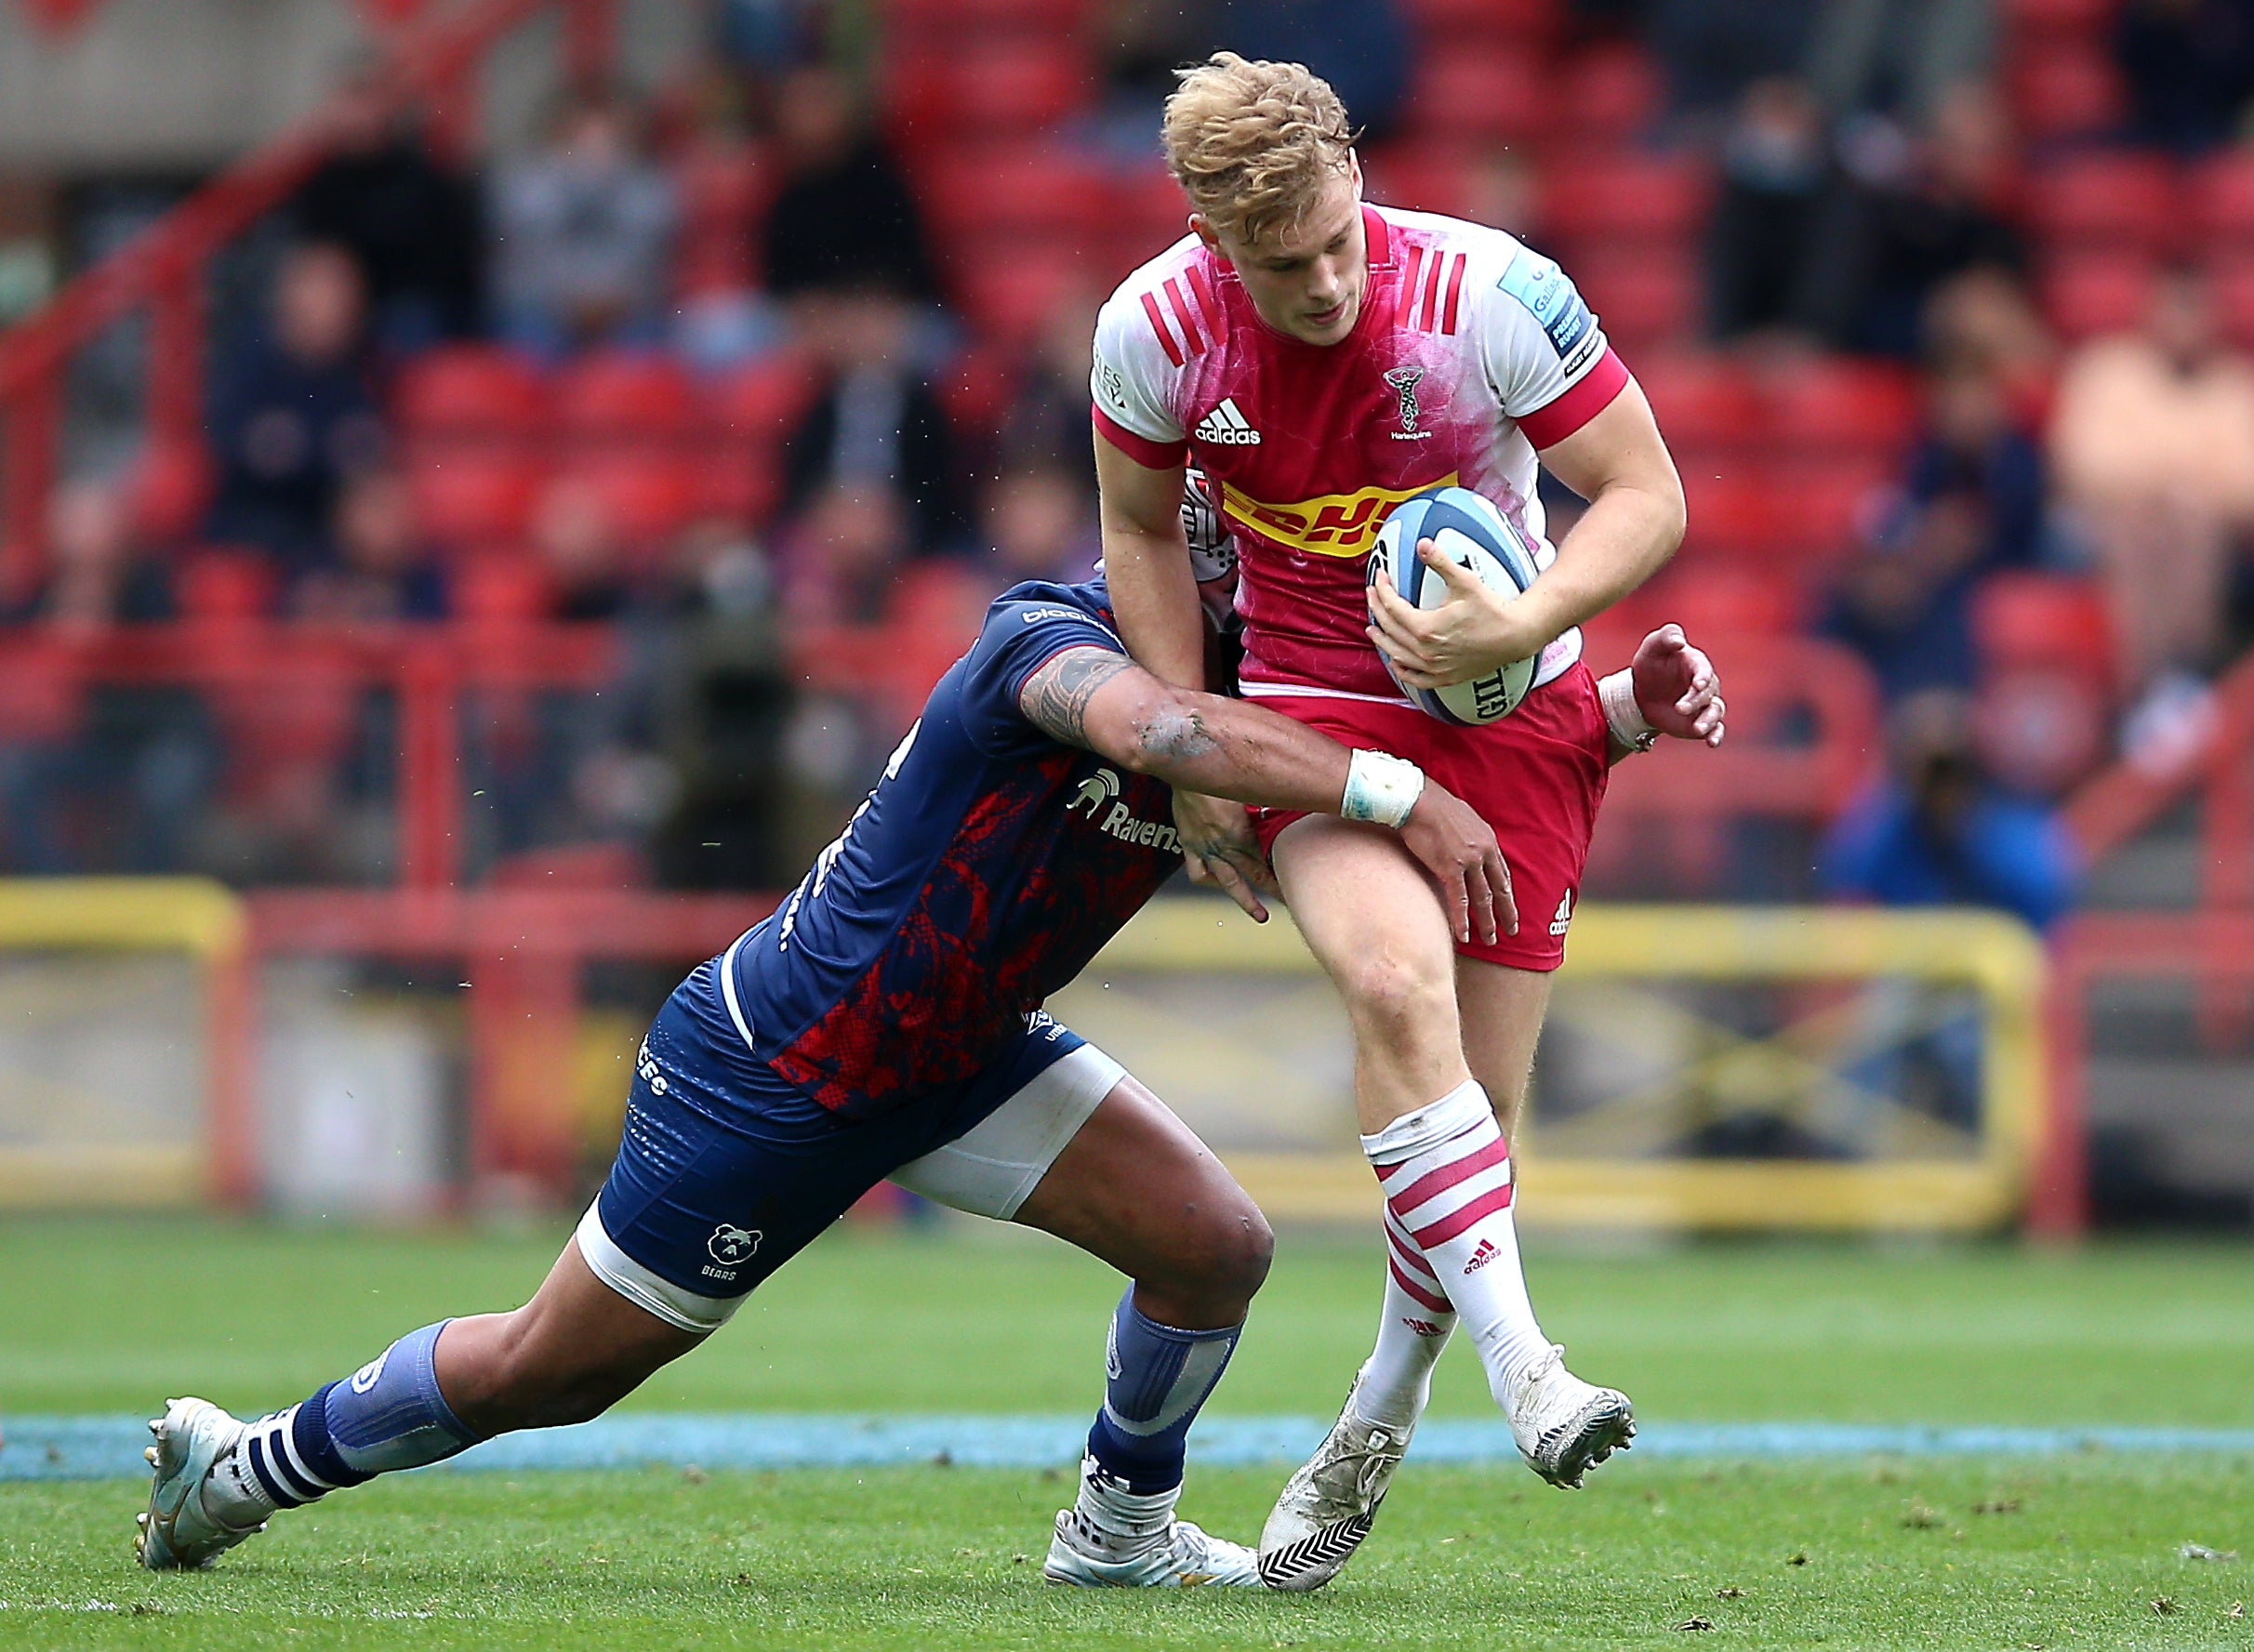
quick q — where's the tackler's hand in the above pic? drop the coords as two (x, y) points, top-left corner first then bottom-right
(1630, 623), (1726, 747)
(1173, 789), (1277, 923)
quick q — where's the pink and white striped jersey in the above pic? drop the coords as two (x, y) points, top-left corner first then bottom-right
(1091, 204), (1631, 704)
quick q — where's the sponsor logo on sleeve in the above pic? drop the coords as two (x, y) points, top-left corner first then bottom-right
(1095, 359), (1128, 412)
(1497, 249), (1594, 362)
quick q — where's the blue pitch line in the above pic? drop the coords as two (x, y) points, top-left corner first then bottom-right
(8, 1415), (2254, 1483)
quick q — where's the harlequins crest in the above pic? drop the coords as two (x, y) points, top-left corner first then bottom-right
(1384, 365), (1426, 434)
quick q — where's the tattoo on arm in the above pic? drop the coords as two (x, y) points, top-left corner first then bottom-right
(1019, 649), (1137, 749)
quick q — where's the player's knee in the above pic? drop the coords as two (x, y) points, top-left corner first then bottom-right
(1170, 1192), (1273, 1315)
(1338, 949), (1453, 1053)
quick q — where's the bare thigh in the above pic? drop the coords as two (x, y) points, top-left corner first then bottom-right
(1454, 955), (1556, 1139)
(1013, 1075), (1273, 1330)
(1271, 813), (1470, 1131)
(434, 1239), (705, 1434)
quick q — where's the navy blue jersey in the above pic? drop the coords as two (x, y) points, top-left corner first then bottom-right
(731, 580), (1184, 1118)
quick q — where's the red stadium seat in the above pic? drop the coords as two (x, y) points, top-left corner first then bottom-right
(1551, 46), (1663, 144)
(1756, 361), (1918, 459)
(1541, 152), (1712, 245)
(176, 549), (278, 621)
(579, 454), (701, 553)
(1658, 564), (1804, 638)
(883, 0), (1089, 37)
(1680, 472), (1775, 556)
(1402, 0), (1558, 46)
(2209, 254), (2254, 348)
(948, 248), (1088, 350)
(2042, 249), (2157, 338)
(1973, 571), (2115, 682)
(453, 554), (557, 624)
(1766, 457), (1891, 570)
(1633, 353), (1758, 453)
(1573, 256), (1699, 350)
(412, 454), (543, 549)
(885, 44), (1090, 139)
(2023, 152), (2180, 253)
(704, 352), (819, 441)
(394, 346), (548, 441)
(2189, 150), (2254, 245)
(919, 145), (1110, 244)
(1406, 49), (1545, 145)
(935, 345), (1017, 441)
(1361, 148), (1473, 218)
(2004, 0), (2119, 39)
(555, 353), (696, 444)
(698, 440), (787, 528)
(2008, 43), (2125, 143)
(1101, 167), (1195, 277)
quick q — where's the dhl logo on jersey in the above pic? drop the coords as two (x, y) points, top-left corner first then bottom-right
(1217, 474), (1459, 560)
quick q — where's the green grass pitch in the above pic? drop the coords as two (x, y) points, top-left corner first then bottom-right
(3, 1217), (2251, 1649)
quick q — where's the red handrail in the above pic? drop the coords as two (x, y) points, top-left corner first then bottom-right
(0, 0), (605, 584)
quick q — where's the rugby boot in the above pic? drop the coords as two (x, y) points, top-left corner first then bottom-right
(1505, 1344), (1635, 1489)
(137, 1397), (267, 1569)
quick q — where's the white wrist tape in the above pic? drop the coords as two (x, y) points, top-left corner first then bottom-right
(1598, 668), (1657, 753)
(1342, 748), (1426, 829)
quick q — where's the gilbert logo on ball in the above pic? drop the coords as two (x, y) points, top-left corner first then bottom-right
(1367, 485), (1541, 726)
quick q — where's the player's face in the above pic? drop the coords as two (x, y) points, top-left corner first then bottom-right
(1200, 161), (1367, 347)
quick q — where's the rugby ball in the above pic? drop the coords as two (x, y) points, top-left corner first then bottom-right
(1367, 485), (1540, 725)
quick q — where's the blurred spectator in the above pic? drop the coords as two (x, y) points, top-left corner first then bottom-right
(1650, 0), (1818, 124)
(490, 94), (679, 357)
(1829, 359), (2050, 697)
(784, 294), (971, 553)
(2049, 269), (2254, 747)
(1089, 1), (1219, 160)
(761, 66), (938, 304)
(714, 0), (835, 90)
(205, 242), (386, 576)
(1808, 82), (2024, 358)
(290, 78), (482, 351)
(1822, 689), (2077, 930)
(1923, 267), (2057, 426)
(0, 481), (211, 874)
(1705, 78), (1830, 340)
(2115, 0), (2254, 155)
(992, 285), (1105, 481)
(781, 479), (914, 627)
(11, 478), (174, 628)
(533, 477), (637, 622)
(290, 469), (447, 623)
(1806, 0), (1996, 125)
(639, 515), (799, 889)
(982, 468), (1102, 588)
(1214, 0), (1409, 142)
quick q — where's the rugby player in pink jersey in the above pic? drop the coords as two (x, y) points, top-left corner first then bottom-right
(1090, 54), (1717, 1588)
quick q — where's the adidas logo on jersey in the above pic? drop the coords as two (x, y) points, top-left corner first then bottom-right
(1549, 891), (1575, 937)
(1193, 399), (1262, 445)
(1464, 1238), (1502, 1275)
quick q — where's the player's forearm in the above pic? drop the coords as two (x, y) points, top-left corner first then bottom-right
(1517, 479), (1686, 644)
(1113, 690), (1354, 815)
(1099, 523), (1208, 692)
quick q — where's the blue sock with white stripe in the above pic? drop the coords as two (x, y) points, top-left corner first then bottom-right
(1085, 1289), (1241, 1496)
(214, 1322), (483, 1519)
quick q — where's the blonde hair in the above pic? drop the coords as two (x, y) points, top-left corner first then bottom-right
(1161, 53), (1359, 246)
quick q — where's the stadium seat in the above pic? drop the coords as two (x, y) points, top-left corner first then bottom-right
(2189, 150), (2254, 246)
(579, 454), (701, 553)
(919, 145), (1109, 244)
(2208, 254), (2254, 348)
(1102, 167), (1196, 276)
(2024, 152), (2181, 254)
(453, 554), (557, 624)
(698, 441), (786, 528)
(1757, 361), (1918, 459)
(176, 549), (277, 621)
(412, 454), (543, 550)
(1765, 457), (1891, 570)
(935, 345), (1016, 441)
(1360, 148), (1473, 218)
(704, 353), (819, 441)
(555, 353), (696, 446)
(883, 0), (1089, 38)
(1656, 563), (1804, 638)
(1972, 570), (2116, 684)
(1550, 46), (1663, 144)
(1633, 353), (1758, 453)
(394, 346), (549, 442)
(2042, 250), (2158, 339)
(1541, 152), (1712, 246)
(2008, 42), (2125, 143)
(948, 250), (1086, 350)
(1573, 256), (1699, 350)
(1401, 0), (1558, 46)
(2004, 0), (2118, 38)
(885, 44), (1090, 139)
(1405, 49), (1545, 145)
(1679, 473), (1775, 557)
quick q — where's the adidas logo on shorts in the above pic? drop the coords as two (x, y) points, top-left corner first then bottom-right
(1549, 891), (1575, 937)
(1193, 398), (1262, 445)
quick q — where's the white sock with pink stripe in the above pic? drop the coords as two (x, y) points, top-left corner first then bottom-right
(1360, 1079), (1553, 1405)
(1348, 1215), (1457, 1430)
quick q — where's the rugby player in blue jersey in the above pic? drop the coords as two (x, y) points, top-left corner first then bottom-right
(137, 568), (1721, 1588)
